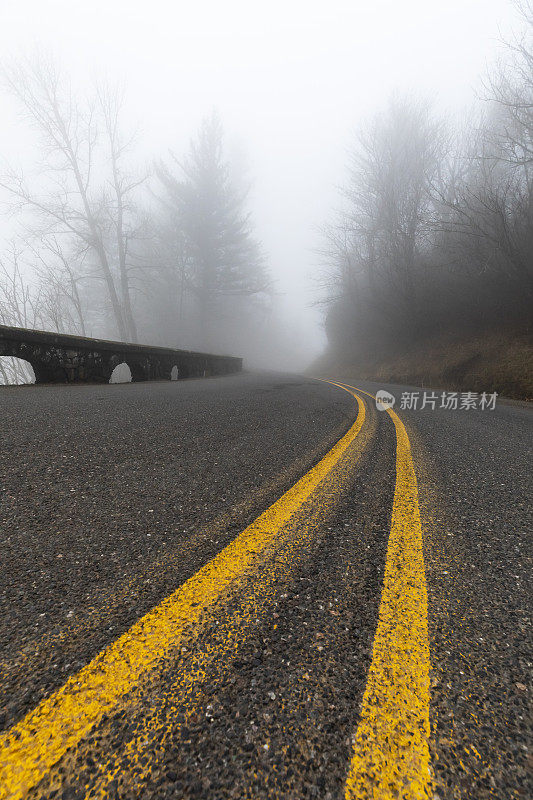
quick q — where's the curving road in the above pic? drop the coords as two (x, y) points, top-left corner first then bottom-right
(0, 372), (530, 799)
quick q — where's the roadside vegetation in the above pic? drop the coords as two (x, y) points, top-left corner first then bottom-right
(0, 59), (272, 383)
(317, 3), (532, 399)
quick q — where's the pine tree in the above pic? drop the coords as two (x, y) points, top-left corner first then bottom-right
(156, 113), (269, 348)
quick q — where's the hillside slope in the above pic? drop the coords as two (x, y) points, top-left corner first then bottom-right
(315, 330), (533, 401)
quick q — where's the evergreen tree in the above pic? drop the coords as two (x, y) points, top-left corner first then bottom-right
(156, 113), (269, 348)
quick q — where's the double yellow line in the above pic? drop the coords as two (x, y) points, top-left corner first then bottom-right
(0, 382), (431, 800)
(0, 388), (365, 799)
(338, 384), (432, 800)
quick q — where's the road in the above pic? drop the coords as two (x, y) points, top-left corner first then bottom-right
(0, 372), (530, 799)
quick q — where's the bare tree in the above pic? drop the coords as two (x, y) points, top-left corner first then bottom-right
(486, 0), (533, 169)
(0, 54), (145, 341)
(29, 235), (87, 335)
(320, 96), (445, 361)
(0, 244), (43, 383)
(436, 11), (533, 300)
(97, 82), (148, 342)
(320, 10), (533, 370)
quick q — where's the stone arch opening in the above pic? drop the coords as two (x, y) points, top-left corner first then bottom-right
(109, 362), (132, 384)
(170, 365), (179, 381)
(0, 356), (36, 385)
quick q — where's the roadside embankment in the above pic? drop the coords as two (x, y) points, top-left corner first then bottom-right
(314, 330), (533, 400)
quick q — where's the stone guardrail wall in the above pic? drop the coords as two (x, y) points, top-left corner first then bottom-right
(0, 325), (243, 384)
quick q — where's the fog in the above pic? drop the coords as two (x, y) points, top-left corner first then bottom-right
(0, 0), (526, 377)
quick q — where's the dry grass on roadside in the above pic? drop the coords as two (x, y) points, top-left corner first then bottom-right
(315, 331), (533, 400)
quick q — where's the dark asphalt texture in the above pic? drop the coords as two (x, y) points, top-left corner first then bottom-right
(0, 373), (353, 731)
(1, 372), (531, 799)
(354, 379), (533, 799)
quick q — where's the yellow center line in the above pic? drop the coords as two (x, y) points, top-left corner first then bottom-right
(0, 387), (366, 800)
(328, 382), (432, 800)
(77, 394), (377, 799)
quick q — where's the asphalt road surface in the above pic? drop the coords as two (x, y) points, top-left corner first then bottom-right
(0, 372), (531, 799)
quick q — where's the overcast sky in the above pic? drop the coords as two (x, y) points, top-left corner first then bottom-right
(0, 0), (523, 362)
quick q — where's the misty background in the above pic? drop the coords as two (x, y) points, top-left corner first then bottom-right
(0, 0), (530, 386)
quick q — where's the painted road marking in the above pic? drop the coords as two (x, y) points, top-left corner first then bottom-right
(0, 388), (366, 800)
(72, 393), (378, 799)
(331, 383), (431, 800)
